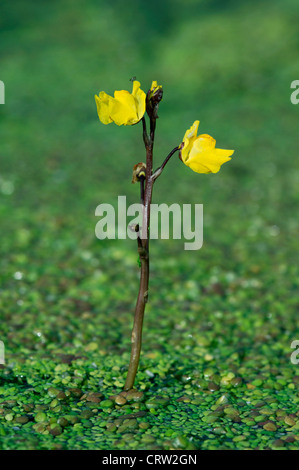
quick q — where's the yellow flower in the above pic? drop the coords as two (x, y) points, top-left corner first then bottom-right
(95, 80), (146, 126)
(180, 121), (234, 174)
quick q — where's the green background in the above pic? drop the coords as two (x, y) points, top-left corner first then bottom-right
(0, 0), (298, 450)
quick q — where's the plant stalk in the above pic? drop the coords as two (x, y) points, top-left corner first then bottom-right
(124, 117), (155, 391)
(123, 247), (149, 391)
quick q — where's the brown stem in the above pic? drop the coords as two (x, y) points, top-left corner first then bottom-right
(124, 180), (152, 391)
(142, 145), (154, 244)
(152, 146), (180, 182)
(123, 249), (149, 391)
(139, 175), (145, 206)
(142, 117), (150, 148)
(124, 116), (155, 391)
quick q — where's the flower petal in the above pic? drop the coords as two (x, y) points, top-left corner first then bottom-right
(187, 136), (234, 173)
(184, 120), (200, 142)
(193, 134), (216, 151)
(111, 90), (138, 125)
(131, 80), (146, 121)
(94, 92), (113, 125)
(180, 120), (200, 163)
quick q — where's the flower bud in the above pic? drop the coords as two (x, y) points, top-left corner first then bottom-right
(146, 81), (163, 119)
(132, 162), (146, 183)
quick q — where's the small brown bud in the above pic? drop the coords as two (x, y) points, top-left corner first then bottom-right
(146, 81), (163, 119)
(132, 162), (146, 183)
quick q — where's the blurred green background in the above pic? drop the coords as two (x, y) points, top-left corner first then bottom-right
(0, 0), (299, 450)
